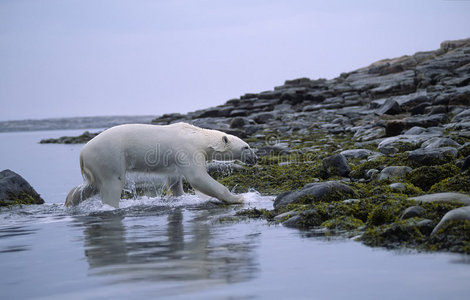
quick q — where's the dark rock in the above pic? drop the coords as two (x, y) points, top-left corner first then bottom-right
(425, 105), (447, 115)
(252, 112), (275, 124)
(322, 154), (351, 177)
(397, 94), (431, 112)
(245, 125), (263, 136)
(376, 99), (402, 115)
(40, 131), (99, 144)
(0, 169), (45, 206)
(273, 181), (355, 209)
(461, 155), (470, 172)
(282, 215), (303, 228)
(384, 114), (449, 136)
(411, 102), (431, 115)
(407, 147), (458, 166)
(230, 117), (247, 129)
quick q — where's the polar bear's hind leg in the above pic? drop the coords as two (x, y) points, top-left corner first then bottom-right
(167, 176), (184, 196)
(99, 177), (125, 208)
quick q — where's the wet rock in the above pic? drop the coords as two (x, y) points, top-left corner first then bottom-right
(282, 215), (303, 228)
(273, 181), (355, 209)
(431, 206), (470, 236)
(322, 154), (351, 177)
(401, 206), (426, 219)
(409, 192), (470, 205)
(0, 169), (45, 206)
(407, 147), (458, 166)
(378, 166), (412, 181)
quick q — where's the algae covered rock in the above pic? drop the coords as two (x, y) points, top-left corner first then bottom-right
(409, 192), (470, 205)
(0, 169), (45, 206)
(431, 206), (470, 235)
(273, 181), (355, 209)
(322, 154), (351, 177)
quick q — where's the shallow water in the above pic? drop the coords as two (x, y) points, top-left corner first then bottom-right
(1, 130), (470, 300)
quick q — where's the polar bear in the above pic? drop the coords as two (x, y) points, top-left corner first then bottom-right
(65, 123), (257, 208)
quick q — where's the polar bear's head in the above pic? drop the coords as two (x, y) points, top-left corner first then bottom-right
(209, 133), (258, 165)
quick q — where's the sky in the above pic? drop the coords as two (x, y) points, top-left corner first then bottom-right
(0, 0), (469, 121)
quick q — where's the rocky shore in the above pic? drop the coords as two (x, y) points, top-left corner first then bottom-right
(0, 169), (44, 206)
(44, 38), (470, 253)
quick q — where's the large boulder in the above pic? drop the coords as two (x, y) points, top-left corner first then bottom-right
(0, 169), (44, 206)
(273, 181), (355, 209)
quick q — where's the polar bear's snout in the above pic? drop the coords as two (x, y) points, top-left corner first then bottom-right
(241, 146), (258, 166)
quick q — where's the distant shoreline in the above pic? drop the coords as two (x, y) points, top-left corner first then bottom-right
(0, 115), (157, 133)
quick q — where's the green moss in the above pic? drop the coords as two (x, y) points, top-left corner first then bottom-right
(0, 192), (42, 206)
(429, 171), (470, 193)
(427, 220), (470, 254)
(407, 163), (459, 191)
(321, 216), (364, 231)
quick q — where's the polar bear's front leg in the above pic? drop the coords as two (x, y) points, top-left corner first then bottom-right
(183, 168), (243, 204)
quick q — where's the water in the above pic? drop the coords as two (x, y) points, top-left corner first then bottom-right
(1, 129), (470, 300)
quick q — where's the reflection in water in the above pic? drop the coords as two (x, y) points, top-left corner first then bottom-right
(74, 205), (259, 285)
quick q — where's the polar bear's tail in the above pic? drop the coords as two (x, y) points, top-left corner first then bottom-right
(65, 154), (99, 206)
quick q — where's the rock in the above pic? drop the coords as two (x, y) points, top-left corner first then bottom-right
(322, 154), (351, 177)
(0, 169), (45, 206)
(384, 114), (449, 137)
(431, 206), (470, 236)
(282, 215), (303, 228)
(274, 210), (299, 221)
(409, 192), (470, 205)
(376, 99), (402, 115)
(273, 181), (355, 209)
(40, 131), (99, 144)
(401, 206), (426, 219)
(461, 155), (470, 172)
(252, 112), (275, 124)
(389, 182), (406, 191)
(229, 117), (247, 129)
(407, 147), (458, 166)
(421, 137), (460, 149)
(378, 166), (412, 181)
(365, 169), (379, 180)
(340, 149), (374, 160)
(451, 109), (470, 123)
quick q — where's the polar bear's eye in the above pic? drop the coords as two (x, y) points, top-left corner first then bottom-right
(222, 136), (229, 144)
(243, 146), (249, 150)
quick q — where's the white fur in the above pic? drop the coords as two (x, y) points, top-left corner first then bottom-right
(65, 123), (257, 208)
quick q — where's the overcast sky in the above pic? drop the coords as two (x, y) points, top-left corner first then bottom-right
(1, 0), (469, 121)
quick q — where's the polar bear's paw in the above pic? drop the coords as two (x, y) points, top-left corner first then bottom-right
(225, 194), (244, 205)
